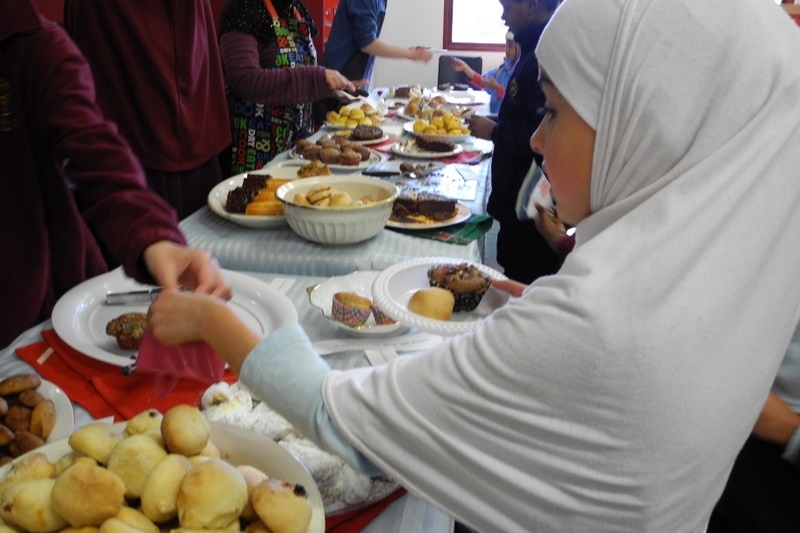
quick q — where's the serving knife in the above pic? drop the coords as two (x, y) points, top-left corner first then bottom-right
(105, 288), (163, 305)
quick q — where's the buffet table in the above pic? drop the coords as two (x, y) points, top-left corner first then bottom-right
(0, 270), (455, 533)
(179, 96), (495, 277)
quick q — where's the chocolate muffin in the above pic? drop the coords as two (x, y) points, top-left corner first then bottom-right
(427, 263), (490, 312)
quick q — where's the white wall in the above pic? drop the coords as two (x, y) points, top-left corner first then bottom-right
(371, 0), (505, 90)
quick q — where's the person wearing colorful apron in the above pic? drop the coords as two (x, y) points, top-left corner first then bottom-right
(220, 0), (352, 173)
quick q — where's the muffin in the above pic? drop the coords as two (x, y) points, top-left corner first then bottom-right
(427, 263), (491, 312)
(319, 147), (342, 164)
(331, 292), (373, 326)
(338, 149), (362, 167)
(294, 138), (313, 153)
(106, 312), (148, 350)
(301, 144), (322, 161)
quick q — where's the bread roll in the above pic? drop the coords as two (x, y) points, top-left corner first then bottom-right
(407, 288), (455, 320)
(106, 434), (168, 499)
(124, 409), (163, 436)
(176, 459), (247, 529)
(235, 465), (269, 522)
(51, 457), (126, 527)
(140, 454), (193, 523)
(0, 478), (68, 533)
(68, 423), (123, 464)
(161, 405), (210, 457)
(251, 479), (312, 533)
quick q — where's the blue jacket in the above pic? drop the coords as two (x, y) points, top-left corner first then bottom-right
(320, 0), (386, 83)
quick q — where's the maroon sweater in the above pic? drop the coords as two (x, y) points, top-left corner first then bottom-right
(0, 0), (185, 347)
(64, 0), (231, 173)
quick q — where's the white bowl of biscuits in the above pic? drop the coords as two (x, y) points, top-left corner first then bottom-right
(276, 175), (399, 245)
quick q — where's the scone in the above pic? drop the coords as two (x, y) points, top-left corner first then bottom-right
(407, 288), (455, 321)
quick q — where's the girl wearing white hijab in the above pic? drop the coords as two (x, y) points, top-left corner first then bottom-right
(148, 0), (800, 530)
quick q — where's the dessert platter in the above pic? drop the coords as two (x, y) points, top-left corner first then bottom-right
(403, 120), (471, 143)
(208, 170), (292, 229)
(372, 257), (508, 336)
(288, 147), (387, 170)
(201, 381), (399, 516)
(51, 268), (298, 367)
(391, 139), (463, 159)
(307, 270), (410, 337)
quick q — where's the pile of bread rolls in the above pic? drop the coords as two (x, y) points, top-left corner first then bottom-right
(0, 405), (312, 533)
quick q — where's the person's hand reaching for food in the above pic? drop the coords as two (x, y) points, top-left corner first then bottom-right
(452, 57), (476, 79)
(143, 241), (231, 300)
(325, 69), (356, 94)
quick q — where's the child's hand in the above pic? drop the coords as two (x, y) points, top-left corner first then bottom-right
(483, 76), (503, 92)
(491, 279), (528, 298)
(534, 204), (568, 252)
(147, 289), (217, 345)
(451, 57), (475, 78)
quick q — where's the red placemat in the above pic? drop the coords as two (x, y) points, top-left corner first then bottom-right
(326, 488), (406, 532)
(16, 329), (235, 421)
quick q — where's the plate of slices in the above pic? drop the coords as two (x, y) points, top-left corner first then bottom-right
(372, 257), (508, 336)
(391, 139), (464, 160)
(387, 202), (472, 229)
(288, 149), (387, 170)
(51, 268), (299, 367)
(208, 171), (291, 229)
(307, 270), (410, 337)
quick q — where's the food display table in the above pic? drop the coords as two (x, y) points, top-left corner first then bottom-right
(0, 270), (456, 533)
(179, 105), (495, 277)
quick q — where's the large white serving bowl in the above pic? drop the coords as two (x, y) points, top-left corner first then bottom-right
(276, 175), (399, 245)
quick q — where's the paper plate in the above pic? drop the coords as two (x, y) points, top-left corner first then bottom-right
(372, 257), (508, 336)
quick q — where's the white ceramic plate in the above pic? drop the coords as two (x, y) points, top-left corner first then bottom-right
(307, 271), (410, 337)
(51, 268), (299, 367)
(38, 380), (75, 442)
(387, 202), (472, 230)
(431, 89), (482, 106)
(391, 140), (464, 160)
(0, 421), (325, 533)
(208, 167), (297, 229)
(288, 149), (387, 170)
(402, 120), (470, 143)
(372, 257), (508, 336)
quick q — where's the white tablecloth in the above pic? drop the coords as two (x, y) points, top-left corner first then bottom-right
(179, 109), (494, 277)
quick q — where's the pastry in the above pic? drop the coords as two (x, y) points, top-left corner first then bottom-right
(407, 288), (455, 321)
(390, 192), (457, 223)
(161, 405), (211, 457)
(296, 160), (330, 178)
(140, 454), (193, 523)
(351, 125), (383, 141)
(427, 263), (491, 312)
(51, 457), (126, 527)
(319, 147), (342, 164)
(176, 459), (248, 529)
(251, 478), (312, 533)
(1, 477), (69, 532)
(300, 144), (322, 161)
(338, 149), (362, 166)
(105, 312), (147, 350)
(106, 433), (168, 499)
(331, 292), (373, 326)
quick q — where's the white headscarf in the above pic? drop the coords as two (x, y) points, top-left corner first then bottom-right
(325, 0), (800, 530)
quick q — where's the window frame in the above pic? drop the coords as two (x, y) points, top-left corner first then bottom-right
(443, 0), (506, 52)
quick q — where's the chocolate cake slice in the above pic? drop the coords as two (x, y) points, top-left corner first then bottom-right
(417, 192), (457, 221)
(415, 134), (455, 153)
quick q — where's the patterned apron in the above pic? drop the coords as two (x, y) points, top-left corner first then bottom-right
(230, 0), (316, 173)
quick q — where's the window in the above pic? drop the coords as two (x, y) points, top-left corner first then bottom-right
(444, 0), (507, 51)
